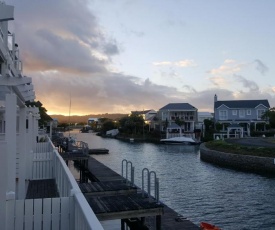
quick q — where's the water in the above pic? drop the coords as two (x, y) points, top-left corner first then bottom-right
(72, 131), (275, 230)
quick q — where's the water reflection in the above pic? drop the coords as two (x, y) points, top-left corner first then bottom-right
(71, 131), (275, 230)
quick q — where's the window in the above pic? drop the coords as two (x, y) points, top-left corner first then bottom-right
(219, 110), (228, 120)
(246, 109), (251, 115)
(257, 109), (265, 120)
(239, 109), (245, 118)
(232, 110), (237, 115)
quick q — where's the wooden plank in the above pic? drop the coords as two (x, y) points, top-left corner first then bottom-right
(24, 199), (34, 230)
(6, 200), (15, 230)
(15, 199), (24, 230)
(34, 199), (42, 229)
(60, 197), (70, 230)
(43, 198), (52, 230)
(52, 198), (60, 230)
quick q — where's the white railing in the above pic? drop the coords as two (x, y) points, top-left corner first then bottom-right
(213, 133), (240, 140)
(6, 197), (72, 230)
(5, 136), (104, 230)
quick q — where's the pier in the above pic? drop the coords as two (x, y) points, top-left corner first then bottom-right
(80, 157), (200, 230)
(26, 154), (199, 229)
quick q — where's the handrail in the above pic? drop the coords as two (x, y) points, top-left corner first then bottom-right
(48, 138), (103, 229)
(121, 159), (134, 185)
(141, 168), (160, 203)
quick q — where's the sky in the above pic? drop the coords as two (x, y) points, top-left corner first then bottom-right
(6, 0), (275, 115)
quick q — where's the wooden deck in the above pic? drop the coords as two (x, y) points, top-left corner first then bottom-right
(60, 152), (89, 161)
(79, 181), (137, 196)
(86, 194), (163, 221)
(26, 179), (59, 199)
(85, 157), (200, 230)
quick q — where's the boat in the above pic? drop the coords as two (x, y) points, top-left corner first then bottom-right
(160, 123), (201, 145)
(88, 148), (109, 154)
(200, 222), (221, 230)
(160, 136), (200, 145)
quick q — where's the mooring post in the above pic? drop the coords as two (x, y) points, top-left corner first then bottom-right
(156, 215), (161, 230)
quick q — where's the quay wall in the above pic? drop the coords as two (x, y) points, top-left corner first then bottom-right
(200, 143), (275, 174)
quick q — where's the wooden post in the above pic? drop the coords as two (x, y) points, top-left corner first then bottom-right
(156, 215), (161, 230)
(18, 107), (27, 199)
(0, 143), (7, 229)
(121, 219), (125, 230)
(5, 93), (17, 196)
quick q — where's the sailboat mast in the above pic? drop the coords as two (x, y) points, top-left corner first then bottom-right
(68, 93), (71, 136)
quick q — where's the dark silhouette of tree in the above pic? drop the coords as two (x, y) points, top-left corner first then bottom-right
(262, 107), (275, 128)
(25, 101), (52, 127)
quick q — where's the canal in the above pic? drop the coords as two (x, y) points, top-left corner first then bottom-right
(72, 131), (275, 230)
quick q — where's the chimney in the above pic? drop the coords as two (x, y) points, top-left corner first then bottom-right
(214, 94), (217, 103)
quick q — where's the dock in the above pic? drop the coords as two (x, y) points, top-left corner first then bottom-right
(83, 157), (200, 230)
(25, 156), (200, 229)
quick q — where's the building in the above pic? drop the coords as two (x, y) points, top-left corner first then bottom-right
(198, 112), (213, 123)
(131, 109), (157, 130)
(214, 94), (270, 136)
(0, 3), (103, 229)
(158, 103), (198, 133)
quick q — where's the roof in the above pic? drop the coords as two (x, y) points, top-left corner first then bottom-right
(131, 110), (154, 115)
(159, 103), (197, 111)
(198, 112), (213, 116)
(215, 100), (270, 109)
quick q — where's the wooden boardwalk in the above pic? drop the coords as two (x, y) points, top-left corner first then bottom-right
(85, 157), (200, 230)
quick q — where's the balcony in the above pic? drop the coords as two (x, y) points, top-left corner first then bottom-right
(0, 137), (103, 230)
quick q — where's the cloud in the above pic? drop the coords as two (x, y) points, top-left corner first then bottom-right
(182, 85), (197, 93)
(153, 59), (197, 67)
(7, 0), (275, 115)
(10, 0), (118, 74)
(234, 74), (259, 91)
(207, 59), (243, 75)
(254, 59), (268, 75)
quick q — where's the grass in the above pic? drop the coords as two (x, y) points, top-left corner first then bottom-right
(205, 140), (275, 158)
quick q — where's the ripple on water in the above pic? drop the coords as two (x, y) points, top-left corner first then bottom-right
(73, 131), (275, 230)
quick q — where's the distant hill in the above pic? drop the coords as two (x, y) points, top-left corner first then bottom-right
(50, 113), (128, 124)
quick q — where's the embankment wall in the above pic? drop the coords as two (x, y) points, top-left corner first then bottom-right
(200, 143), (275, 174)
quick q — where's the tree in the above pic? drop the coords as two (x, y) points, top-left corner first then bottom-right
(101, 119), (117, 133)
(175, 117), (185, 127)
(262, 107), (275, 128)
(119, 114), (144, 134)
(25, 101), (52, 127)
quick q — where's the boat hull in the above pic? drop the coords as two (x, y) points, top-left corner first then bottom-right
(160, 136), (200, 145)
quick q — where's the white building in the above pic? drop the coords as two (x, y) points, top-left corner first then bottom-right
(0, 3), (103, 229)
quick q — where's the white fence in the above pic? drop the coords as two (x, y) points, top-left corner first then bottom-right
(5, 137), (103, 230)
(6, 197), (72, 230)
(213, 133), (240, 140)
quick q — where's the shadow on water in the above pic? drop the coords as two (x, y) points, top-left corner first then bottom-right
(68, 130), (275, 230)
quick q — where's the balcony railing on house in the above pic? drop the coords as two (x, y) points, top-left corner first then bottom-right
(1, 137), (103, 230)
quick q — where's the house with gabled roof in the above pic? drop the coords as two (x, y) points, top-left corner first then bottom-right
(131, 109), (157, 121)
(214, 94), (270, 136)
(158, 103), (198, 133)
(130, 109), (157, 130)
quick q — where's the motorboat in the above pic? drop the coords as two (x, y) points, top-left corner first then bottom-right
(160, 136), (200, 145)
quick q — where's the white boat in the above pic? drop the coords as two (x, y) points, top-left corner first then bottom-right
(160, 136), (199, 145)
(160, 123), (200, 145)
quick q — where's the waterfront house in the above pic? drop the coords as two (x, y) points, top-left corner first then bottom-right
(131, 109), (157, 120)
(214, 94), (270, 137)
(158, 103), (198, 135)
(131, 109), (157, 130)
(0, 3), (103, 229)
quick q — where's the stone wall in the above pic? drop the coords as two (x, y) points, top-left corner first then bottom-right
(200, 143), (275, 174)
